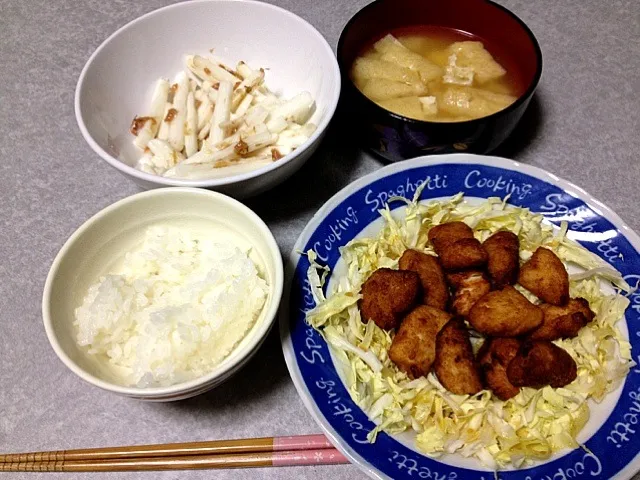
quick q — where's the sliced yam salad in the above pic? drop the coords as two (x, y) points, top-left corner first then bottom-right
(130, 53), (317, 179)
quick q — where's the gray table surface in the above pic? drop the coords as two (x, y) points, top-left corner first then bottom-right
(1, 0), (639, 478)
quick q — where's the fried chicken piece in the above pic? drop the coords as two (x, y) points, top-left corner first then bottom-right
(399, 249), (449, 310)
(447, 270), (491, 317)
(477, 338), (521, 400)
(528, 297), (595, 341)
(428, 222), (487, 271)
(507, 340), (577, 388)
(438, 238), (488, 271)
(434, 318), (483, 395)
(518, 247), (569, 306)
(428, 221), (474, 251)
(360, 268), (421, 330)
(446, 271), (472, 289)
(389, 306), (452, 378)
(483, 231), (519, 288)
(468, 286), (543, 337)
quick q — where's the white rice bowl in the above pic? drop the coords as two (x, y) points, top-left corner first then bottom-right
(74, 226), (269, 388)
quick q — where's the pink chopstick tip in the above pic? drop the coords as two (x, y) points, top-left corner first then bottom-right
(273, 434), (334, 451)
(272, 449), (349, 467)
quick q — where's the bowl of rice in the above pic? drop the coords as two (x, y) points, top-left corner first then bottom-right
(42, 188), (283, 401)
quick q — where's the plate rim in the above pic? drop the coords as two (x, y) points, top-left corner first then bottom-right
(280, 153), (640, 480)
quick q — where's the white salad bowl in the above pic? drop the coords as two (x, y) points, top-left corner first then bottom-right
(43, 188), (284, 401)
(75, 0), (341, 198)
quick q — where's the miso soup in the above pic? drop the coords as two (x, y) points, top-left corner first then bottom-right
(350, 26), (525, 122)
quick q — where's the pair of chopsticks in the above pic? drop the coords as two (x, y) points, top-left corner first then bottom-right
(0, 434), (348, 472)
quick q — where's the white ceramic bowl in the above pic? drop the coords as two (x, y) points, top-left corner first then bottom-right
(42, 188), (284, 401)
(75, 0), (341, 198)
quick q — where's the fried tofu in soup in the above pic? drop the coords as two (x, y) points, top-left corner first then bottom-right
(447, 41), (506, 84)
(351, 57), (421, 87)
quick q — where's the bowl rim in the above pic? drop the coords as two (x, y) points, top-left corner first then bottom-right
(41, 187), (284, 397)
(336, 0), (543, 126)
(74, 0), (341, 188)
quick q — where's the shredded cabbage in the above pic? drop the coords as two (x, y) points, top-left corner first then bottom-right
(304, 192), (634, 469)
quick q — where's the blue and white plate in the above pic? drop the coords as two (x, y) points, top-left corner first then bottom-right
(280, 154), (640, 480)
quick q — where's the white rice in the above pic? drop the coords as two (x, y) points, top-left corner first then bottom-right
(74, 226), (269, 388)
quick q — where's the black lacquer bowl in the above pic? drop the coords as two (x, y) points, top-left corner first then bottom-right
(337, 0), (543, 162)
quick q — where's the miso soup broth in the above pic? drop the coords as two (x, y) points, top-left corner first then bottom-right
(350, 26), (525, 122)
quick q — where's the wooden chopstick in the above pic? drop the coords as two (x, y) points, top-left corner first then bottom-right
(0, 449), (349, 472)
(0, 434), (333, 463)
